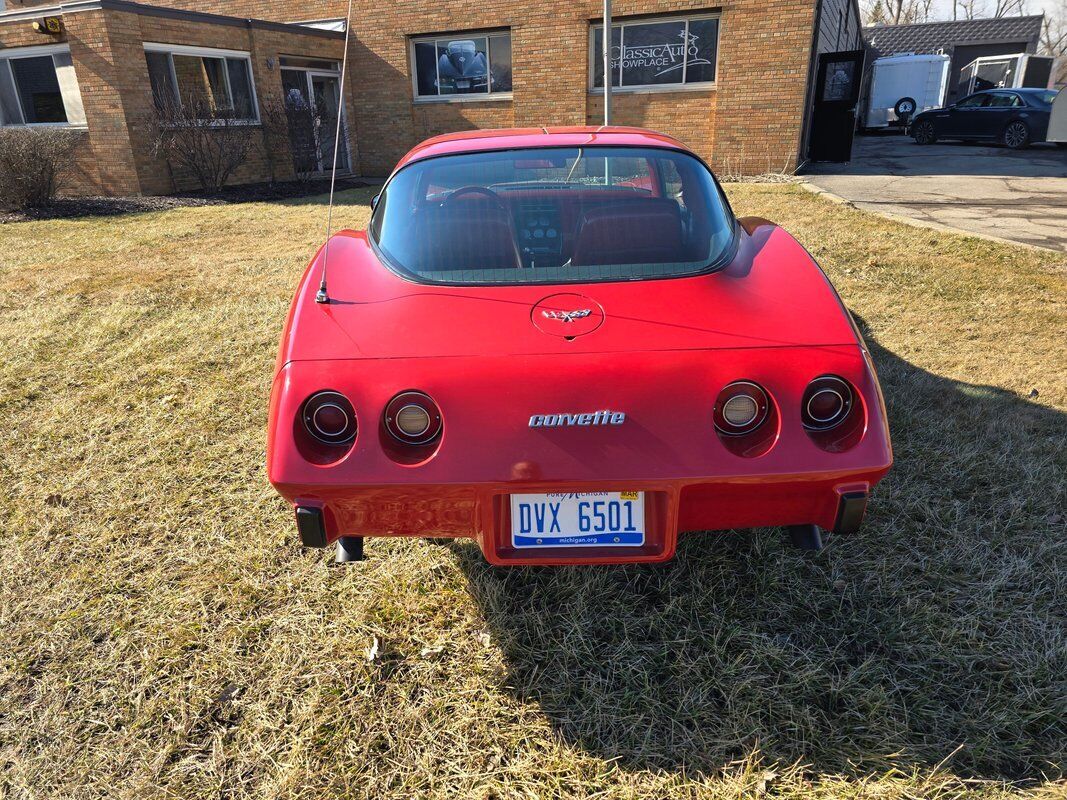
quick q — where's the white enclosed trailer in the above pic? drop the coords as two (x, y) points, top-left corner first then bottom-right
(865, 53), (950, 130)
(1049, 89), (1067, 144)
(958, 53), (1057, 96)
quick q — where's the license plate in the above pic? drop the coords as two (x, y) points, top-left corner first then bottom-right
(456, 80), (470, 89)
(510, 492), (645, 548)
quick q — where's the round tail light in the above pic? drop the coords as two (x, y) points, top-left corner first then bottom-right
(714, 381), (770, 436)
(385, 391), (442, 445)
(802, 375), (854, 431)
(301, 391), (357, 445)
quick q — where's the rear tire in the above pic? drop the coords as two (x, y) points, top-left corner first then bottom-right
(1002, 120), (1030, 149)
(912, 120), (936, 145)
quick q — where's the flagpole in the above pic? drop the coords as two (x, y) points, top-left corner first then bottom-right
(603, 0), (612, 126)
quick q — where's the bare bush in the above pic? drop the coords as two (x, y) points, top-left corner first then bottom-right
(259, 88), (343, 184)
(259, 96), (322, 184)
(146, 94), (259, 192)
(0, 128), (82, 210)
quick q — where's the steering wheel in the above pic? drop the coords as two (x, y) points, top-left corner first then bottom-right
(442, 185), (508, 212)
(441, 185), (523, 269)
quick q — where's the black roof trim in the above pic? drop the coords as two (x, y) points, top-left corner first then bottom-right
(864, 14), (1044, 58)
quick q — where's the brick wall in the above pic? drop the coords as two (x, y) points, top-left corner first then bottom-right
(139, 0), (820, 176)
(0, 9), (138, 194)
(711, 0), (819, 175)
(3, 0), (822, 192)
(1, 5), (352, 195)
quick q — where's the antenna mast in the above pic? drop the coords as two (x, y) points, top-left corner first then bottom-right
(315, 0), (355, 304)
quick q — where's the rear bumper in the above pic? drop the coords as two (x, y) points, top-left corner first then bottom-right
(281, 471), (885, 566)
(268, 344), (892, 564)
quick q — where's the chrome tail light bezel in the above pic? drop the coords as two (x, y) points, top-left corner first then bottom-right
(301, 390), (357, 446)
(802, 375), (854, 431)
(714, 381), (771, 437)
(384, 391), (443, 446)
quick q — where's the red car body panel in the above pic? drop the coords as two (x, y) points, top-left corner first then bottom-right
(267, 128), (892, 565)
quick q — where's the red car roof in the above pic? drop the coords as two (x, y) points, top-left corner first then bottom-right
(394, 126), (691, 170)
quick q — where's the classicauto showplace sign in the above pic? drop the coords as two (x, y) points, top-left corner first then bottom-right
(611, 30), (712, 79)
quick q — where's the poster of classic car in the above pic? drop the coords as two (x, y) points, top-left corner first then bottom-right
(413, 35), (512, 97)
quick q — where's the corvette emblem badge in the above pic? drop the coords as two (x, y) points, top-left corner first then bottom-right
(542, 309), (591, 323)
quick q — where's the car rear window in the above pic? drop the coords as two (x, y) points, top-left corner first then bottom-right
(369, 146), (735, 285)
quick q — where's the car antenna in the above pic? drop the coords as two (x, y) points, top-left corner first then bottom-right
(315, 0), (354, 304)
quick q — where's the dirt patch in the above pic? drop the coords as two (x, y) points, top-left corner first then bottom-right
(0, 177), (373, 223)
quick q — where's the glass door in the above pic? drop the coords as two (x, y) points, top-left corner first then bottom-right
(310, 72), (349, 172)
(280, 67), (349, 175)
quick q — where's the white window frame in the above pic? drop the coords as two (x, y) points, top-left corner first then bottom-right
(409, 30), (513, 104)
(143, 42), (261, 124)
(588, 13), (721, 95)
(0, 43), (87, 128)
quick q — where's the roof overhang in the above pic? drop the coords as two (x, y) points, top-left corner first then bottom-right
(0, 0), (345, 38)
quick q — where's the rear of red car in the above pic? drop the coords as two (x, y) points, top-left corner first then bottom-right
(267, 130), (892, 565)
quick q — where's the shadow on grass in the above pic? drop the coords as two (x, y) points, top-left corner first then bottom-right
(449, 323), (1066, 782)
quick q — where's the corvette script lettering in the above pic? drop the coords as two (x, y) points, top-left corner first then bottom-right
(529, 410), (625, 427)
(541, 309), (591, 323)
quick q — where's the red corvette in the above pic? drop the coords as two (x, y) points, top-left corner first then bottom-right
(267, 127), (892, 565)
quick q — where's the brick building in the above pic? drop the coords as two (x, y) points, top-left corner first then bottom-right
(0, 0), (861, 195)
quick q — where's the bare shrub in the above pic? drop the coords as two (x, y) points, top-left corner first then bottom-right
(0, 128), (83, 210)
(259, 91), (333, 184)
(146, 94), (259, 192)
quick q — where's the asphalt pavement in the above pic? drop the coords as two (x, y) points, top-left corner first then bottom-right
(804, 133), (1067, 252)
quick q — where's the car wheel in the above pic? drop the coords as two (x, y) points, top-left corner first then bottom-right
(912, 120), (936, 145)
(1002, 120), (1030, 149)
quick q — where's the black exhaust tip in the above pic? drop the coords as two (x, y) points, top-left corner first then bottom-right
(334, 536), (364, 563)
(786, 524), (824, 551)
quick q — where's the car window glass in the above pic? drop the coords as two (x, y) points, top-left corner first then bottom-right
(371, 146), (735, 285)
(957, 94), (988, 108)
(986, 94), (1016, 108)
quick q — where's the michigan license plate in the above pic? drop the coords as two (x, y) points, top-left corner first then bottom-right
(510, 492), (645, 548)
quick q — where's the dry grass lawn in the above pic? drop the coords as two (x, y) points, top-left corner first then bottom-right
(0, 185), (1064, 799)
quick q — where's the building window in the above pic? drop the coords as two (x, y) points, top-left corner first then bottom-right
(0, 45), (86, 126)
(590, 14), (719, 91)
(410, 31), (512, 101)
(143, 44), (259, 122)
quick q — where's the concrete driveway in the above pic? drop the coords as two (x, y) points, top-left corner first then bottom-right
(804, 134), (1067, 251)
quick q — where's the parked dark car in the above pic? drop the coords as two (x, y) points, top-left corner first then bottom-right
(910, 88), (1062, 149)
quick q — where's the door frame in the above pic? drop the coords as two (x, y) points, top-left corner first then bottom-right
(279, 63), (352, 174)
(807, 48), (865, 162)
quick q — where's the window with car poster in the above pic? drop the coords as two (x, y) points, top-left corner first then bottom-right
(411, 31), (512, 100)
